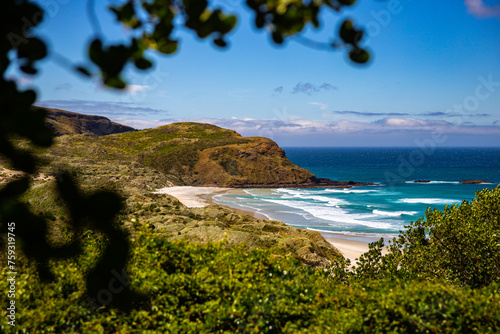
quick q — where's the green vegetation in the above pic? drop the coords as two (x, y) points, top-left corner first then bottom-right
(2, 168), (500, 332)
(42, 108), (135, 136)
(349, 186), (500, 288)
(2, 107), (499, 330)
(44, 122), (316, 187)
(17, 177), (341, 267)
(1, 0), (369, 316)
(1, 187), (500, 332)
(2, 0), (499, 331)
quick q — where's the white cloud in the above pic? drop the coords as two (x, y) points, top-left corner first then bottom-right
(291, 82), (336, 95)
(112, 118), (167, 129)
(105, 116), (500, 146)
(116, 116), (500, 135)
(125, 84), (151, 94)
(36, 99), (168, 116)
(465, 0), (500, 18)
(376, 117), (451, 129)
(309, 102), (329, 111)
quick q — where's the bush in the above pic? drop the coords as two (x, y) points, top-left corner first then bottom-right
(1, 226), (500, 333)
(354, 185), (500, 288)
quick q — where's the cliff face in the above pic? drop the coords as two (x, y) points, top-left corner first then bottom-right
(191, 138), (315, 186)
(39, 107), (135, 136)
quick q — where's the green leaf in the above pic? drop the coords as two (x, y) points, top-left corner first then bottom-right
(222, 15), (238, 33)
(339, 19), (357, 44)
(338, 0), (357, 6)
(89, 39), (103, 64)
(20, 62), (37, 74)
(134, 57), (153, 70)
(104, 76), (127, 89)
(349, 48), (370, 64)
(272, 31), (284, 44)
(158, 40), (178, 54)
(17, 37), (47, 61)
(213, 38), (227, 48)
(75, 66), (91, 77)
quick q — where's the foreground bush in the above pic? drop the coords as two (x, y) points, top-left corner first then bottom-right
(352, 185), (500, 288)
(1, 226), (500, 333)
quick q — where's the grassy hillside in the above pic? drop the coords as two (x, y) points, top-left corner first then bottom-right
(45, 122), (319, 187)
(20, 177), (342, 267)
(40, 107), (135, 136)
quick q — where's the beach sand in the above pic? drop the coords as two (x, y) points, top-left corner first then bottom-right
(154, 186), (377, 262)
(153, 186), (231, 208)
(324, 237), (387, 264)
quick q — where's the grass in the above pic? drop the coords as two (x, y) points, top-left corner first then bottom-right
(43, 122), (315, 187)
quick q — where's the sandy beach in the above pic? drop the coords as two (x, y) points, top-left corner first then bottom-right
(324, 237), (370, 263)
(324, 236), (389, 264)
(153, 186), (231, 208)
(154, 186), (379, 262)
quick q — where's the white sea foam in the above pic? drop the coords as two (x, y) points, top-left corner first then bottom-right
(323, 188), (376, 194)
(276, 188), (309, 195)
(428, 181), (460, 184)
(306, 227), (344, 234)
(372, 209), (419, 217)
(406, 181), (460, 184)
(398, 198), (460, 204)
(261, 199), (395, 229)
(323, 188), (400, 197)
(274, 189), (349, 206)
(310, 196), (348, 206)
(306, 227), (398, 239)
(243, 189), (256, 196)
(329, 220), (395, 229)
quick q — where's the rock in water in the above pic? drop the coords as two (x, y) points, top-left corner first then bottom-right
(460, 180), (493, 184)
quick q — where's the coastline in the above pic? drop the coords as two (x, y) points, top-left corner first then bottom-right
(153, 186), (231, 208)
(154, 186), (375, 262)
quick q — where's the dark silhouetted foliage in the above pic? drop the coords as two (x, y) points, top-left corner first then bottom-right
(0, 0), (370, 314)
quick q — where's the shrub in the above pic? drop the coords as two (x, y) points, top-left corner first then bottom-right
(354, 185), (500, 288)
(1, 226), (499, 333)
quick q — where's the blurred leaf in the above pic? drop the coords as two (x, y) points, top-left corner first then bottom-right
(338, 0), (357, 6)
(339, 19), (356, 44)
(134, 57), (153, 69)
(104, 76), (127, 89)
(157, 40), (178, 54)
(213, 37), (227, 48)
(349, 47), (370, 63)
(20, 62), (37, 74)
(75, 65), (91, 77)
(17, 37), (47, 60)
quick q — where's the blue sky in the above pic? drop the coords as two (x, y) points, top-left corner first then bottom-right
(17, 0), (500, 146)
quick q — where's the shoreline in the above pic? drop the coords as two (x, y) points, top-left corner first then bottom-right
(153, 186), (231, 208)
(154, 186), (377, 262)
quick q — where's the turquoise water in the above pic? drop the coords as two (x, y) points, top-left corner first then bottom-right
(213, 148), (500, 240)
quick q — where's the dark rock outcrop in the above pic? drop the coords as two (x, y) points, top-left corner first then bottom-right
(460, 180), (494, 184)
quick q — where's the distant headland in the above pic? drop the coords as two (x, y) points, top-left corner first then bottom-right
(39, 107), (370, 189)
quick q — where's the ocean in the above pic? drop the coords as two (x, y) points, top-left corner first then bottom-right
(213, 148), (500, 242)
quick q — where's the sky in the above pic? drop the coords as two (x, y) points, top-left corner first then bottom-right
(14, 0), (500, 146)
